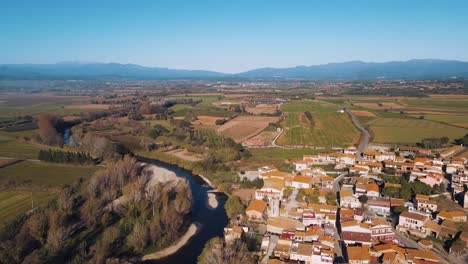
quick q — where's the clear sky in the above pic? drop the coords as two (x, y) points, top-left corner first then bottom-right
(1, 0), (467, 73)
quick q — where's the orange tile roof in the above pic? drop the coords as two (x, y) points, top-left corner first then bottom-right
(347, 245), (371, 261)
(246, 200), (267, 214)
(293, 175), (313, 184)
(366, 183), (379, 193)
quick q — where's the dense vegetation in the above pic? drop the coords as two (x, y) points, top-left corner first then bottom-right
(0, 156), (192, 263)
(38, 149), (95, 165)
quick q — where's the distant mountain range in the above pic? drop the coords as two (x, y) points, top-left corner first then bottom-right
(1, 59), (468, 80)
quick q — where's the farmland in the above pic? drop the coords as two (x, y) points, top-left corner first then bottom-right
(368, 118), (468, 144)
(0, 191), (56, 224)
(0, 161), (99, 188)
(278, 101), (360, 147)
(216, 115), (280, 143)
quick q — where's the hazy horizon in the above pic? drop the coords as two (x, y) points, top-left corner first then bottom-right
(1, 0), (468, 73)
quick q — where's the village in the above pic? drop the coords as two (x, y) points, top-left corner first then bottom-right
(223, 144), (468, 264)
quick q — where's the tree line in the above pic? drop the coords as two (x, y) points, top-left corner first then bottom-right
(38, 149), (95, 165)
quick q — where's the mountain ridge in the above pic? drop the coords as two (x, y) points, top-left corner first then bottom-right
(1, 59), (468, 80)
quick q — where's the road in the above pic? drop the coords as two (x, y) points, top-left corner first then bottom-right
(345, 109), (370, 158)
(261, 235), (278, 264)
(333, 172), (347, 192)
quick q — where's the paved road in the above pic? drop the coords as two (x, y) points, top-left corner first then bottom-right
(261, 235), (279, 264)
(333, 172), (347, 192)
(345, 109), (370, 158)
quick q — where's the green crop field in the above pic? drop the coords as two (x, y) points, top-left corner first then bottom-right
(410, 114), (468, 124)
(0, 139), (47, 159)
(0, 161), (99, 188)
(369, 117), (468, 144)
(0, 191), (56, 224)
(402, 99), (468, 110)
(278, 101), (360, 147)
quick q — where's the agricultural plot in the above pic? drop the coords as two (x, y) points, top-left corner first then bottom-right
(0, 191), (56, 224)
(410, 114), (468, 128)
(245, 104), (279, 115)
(368, 118), (468, 144)
(278, 101), (360, 147)
(0, 134), (47, 159)
(402, 99), (468, 110)
(191, 116), (224, 127)
(0, 161), (99, 188)
(216, 116), (280, 143)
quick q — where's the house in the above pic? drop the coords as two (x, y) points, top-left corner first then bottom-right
(418, 239), (434, 249)
(304, 225), (324, 242)
(267, 217), (305, 234)
(273, 238), (292, 259)
(255, 178), (284, 200)
(350, 166), (369, 176)
(341, 220), (372, 245)
(294, 161), (309, 171)
(311, 243), (334, 264)
(290, 242), (313, 262)
(370, 218), (395, 242)
(362, 150), (380, 161)
(344, 146), (358, 155)
(366, 196), (391, 217)
(347, 245), (371, 264)
(246, 200), (268, 221)
(321, 176), (334, 190)
(338, 153), (356, 165)
(292, 175), (313, 189)
(417, 173), (444, 187)
(415, 194), (437, 213)
(224, 225), (243, 243)
(259, 169), (289, 180)
(258, 165), (278, 174)
(405, 249), (439, 263)
(366, 183), (380, 197)
(397, 211), (439, 238)
(437, 210), (467, 222)
(340, 190), (361, 209)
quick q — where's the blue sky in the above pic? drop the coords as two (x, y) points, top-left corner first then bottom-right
(1, 0), (467, 73)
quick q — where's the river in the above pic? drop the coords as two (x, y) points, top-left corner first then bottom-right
(143, 159), (228, 264)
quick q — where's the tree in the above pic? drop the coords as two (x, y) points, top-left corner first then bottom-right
(326, 192), (337, 206)
(358, 195), (368, 206)
(198, 237), (254, 264)
(37, 113), (63, 146)
(127, 221), (149, 253)
(383, 186), (400, 198)
(224, 195), (244, 219)
(283, 186), (294, 198)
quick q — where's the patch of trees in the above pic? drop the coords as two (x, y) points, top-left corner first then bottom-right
(224, 195), (244, 219)
(197, 237), (254, 264)
(146, 124), (170, 139)
(38, 149), (95, 165)
(381, 175), (445, 201)
(453, 134), (468, 145)
(296, 188), (319, 204)
(418, 137), (450, 149)
(215, 118), (228, 125)
(37, 113), (64, 146)
(239, 178), (264, 189)
(304, 111), (315, 126)
(162, 98), (202, 108)
(0, 156), (192, 263)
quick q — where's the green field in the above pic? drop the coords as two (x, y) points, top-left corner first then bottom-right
(0, 191), (56, 224)
(278, 101), (360, 147)
(410, 114), (468, 124)
(402, 99), (468, 110)
(0, 134), (47, 159)
(0, 161), (99, 188)
(369, 118), (468, 144)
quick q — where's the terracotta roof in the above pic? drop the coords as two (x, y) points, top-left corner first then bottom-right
(400, 211), (428, 222)
(341, 220), (359, 228)
(418, 239), (433, 247)
(366, 183), (379, 193)
(268, 217), (304, 231)
(260, 169), (288, 178)
(263, 177), (285, 191)
(293, 175), (312, 184)
(438, 210), (466, 220)
(246, 200), (267, 214)
(405, 249), (439, 262)
(347, 245), (371, 261)
(321, 176), (334, 182)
